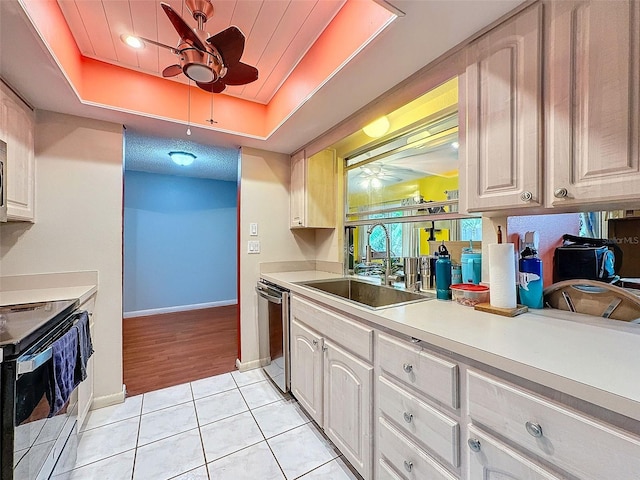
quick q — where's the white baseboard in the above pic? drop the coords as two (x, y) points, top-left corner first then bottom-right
(91, 384), (126, 410)
(235, 357), (269, 372)
(123, 300), (237, 318)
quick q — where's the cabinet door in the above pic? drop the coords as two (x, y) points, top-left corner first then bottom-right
(0, 83), (35, 221)
(290, 318), (323, 425)
(462, 4), (542, 212)
(546, 0), (640, 207)
(323, 339), (373, 479)
(290, 150), (306, 228)
(467, 426), (561, 480)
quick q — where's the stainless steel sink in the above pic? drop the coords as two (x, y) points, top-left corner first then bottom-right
(297, 278), (434, 310)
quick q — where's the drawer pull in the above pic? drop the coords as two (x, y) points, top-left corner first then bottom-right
(403, 412), (413, 423)
(403, 460), (414, 473)
(322, 345), (328, 352)
(467, 438), (481, 452)
(402, 363), (413, 373)
(525, 421), (543, 438)
(312, 339), (318, 346)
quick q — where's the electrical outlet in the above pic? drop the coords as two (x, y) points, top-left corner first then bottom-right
(249, 223), (258, 236)
(248, 240), (260, 254)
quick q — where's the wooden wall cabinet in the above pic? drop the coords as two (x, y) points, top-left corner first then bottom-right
(462, 0), (640, 214)
(289, 149), (336, 229)
(461, 3), (543, 213)
(0, 82), (35, 222)
(545, 0), (640, 208)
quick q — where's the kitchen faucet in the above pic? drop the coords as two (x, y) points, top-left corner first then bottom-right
(366, 223), (393, 286)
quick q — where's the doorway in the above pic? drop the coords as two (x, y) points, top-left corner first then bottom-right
(122, 132), (239, 395)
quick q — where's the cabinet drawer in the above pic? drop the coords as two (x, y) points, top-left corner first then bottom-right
(378, 417), (457, 480)
(467, 426), (561, 479)
(378, 376), (459, 468)
(468, 370), (640, 480)
(378, 333), (458, 409)
(291, 296), (373, 361)
(377, 459), (404, 480)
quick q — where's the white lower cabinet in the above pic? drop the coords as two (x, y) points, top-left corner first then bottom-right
(323, 339), (373, 477)
(467, 369), (640, 480)
(290, 318), (323, 425)
(289, 293), (640, 480)
(290, 296), (373, 479)
(467, 426), (560, 480)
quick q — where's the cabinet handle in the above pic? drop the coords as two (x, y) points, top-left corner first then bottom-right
(402, 363), (413, 373)
(520, 191), (533, 202)
(468, 438), (481, 452)
(298, 220), (303, 225)
(403, 412), (413, 423)
(554, 187), (568, 198)
(410, 337), (421, 343)
(312, 339), (318, 346)
(403, 460), (413, 473)
(322, 345), (328, 352)
(525, 421), (543, 438)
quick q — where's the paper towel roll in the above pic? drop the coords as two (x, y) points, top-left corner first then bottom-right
(489, 243), (517, 309)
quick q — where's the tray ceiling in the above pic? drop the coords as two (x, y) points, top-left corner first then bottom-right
(57, 0), (346, 104)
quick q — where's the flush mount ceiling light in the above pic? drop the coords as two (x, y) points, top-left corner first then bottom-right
(363, 116), (390, 138)
(120, 34), (144, 49)
(169, 151), (196, 166)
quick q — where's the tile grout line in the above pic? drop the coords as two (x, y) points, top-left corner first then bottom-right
(189, 381), (212, 480)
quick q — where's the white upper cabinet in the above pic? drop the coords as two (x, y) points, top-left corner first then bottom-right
(289, 149), (336, 229)
(545, 0), (640, 208)
(0, 82), (35, 222)
(461, 4), (543, 212)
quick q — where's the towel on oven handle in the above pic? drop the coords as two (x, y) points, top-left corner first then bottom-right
(73, 310), (94, 382)
(49, 326), (80, 417)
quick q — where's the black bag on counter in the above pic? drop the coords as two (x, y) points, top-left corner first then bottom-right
(553, 234), (622, 283)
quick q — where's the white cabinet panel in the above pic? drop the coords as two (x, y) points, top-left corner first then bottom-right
(546, 0), (640, 207)
(290, 318), (323, 425)
(378, 332), (459, 409)
(323, 340), (373, 479)
(462, 4), (542, 212)
(467, 370), (640, 480)
(467, 426), (561, 480)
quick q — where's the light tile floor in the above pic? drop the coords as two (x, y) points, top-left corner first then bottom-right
(52, 369), (363, 480)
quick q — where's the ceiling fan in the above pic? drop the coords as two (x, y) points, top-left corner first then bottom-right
(138, 0), (258, 93)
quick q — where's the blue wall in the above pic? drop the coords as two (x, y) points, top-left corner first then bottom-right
(123, 171), (237, 313)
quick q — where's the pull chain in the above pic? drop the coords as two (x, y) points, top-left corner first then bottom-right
(206, 90), (217, 125)
(186, 79), (192, 135)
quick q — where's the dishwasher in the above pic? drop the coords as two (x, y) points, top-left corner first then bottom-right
(256, 280), (290, 393)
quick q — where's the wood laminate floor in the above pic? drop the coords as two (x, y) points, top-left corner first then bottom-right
(123, 305), (238, 396)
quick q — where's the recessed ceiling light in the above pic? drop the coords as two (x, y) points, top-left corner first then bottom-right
(121, 34), (144, 49)
(169, 151), (196, 166)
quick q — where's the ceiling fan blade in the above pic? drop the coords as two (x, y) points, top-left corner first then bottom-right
(207, 26), (245, 65)
(160, 2), (206, 52)
(162, 64), (183, 77)
(196, 79), (227, 93)
(223, 62), (258, 86)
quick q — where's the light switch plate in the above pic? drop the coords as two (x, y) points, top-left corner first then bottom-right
(249, 223), (258, 236)
(248, 240), (260, 254)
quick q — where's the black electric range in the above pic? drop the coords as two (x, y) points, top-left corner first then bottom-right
(0, 299), (80, 480)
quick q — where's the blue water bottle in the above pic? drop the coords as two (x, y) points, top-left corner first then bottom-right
(518, 247), (543, 308)
(436, 243), (452, 300)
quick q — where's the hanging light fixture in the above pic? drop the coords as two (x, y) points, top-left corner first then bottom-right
(169, 151), (196, 166)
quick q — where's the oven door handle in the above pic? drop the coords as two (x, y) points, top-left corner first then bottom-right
(256, 286), (282, 304)
(17, 347), (53, 375)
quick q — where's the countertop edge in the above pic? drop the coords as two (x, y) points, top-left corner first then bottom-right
(262, 271), (640, 423)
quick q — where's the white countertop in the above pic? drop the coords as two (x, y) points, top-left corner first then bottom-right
(0, 285), (97, 307)
(262, 270), (640, 422)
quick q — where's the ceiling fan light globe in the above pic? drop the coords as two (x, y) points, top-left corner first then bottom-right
(184, 63), (215, 83)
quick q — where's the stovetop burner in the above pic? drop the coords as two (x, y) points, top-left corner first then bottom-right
(0, 299), (79, 357)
